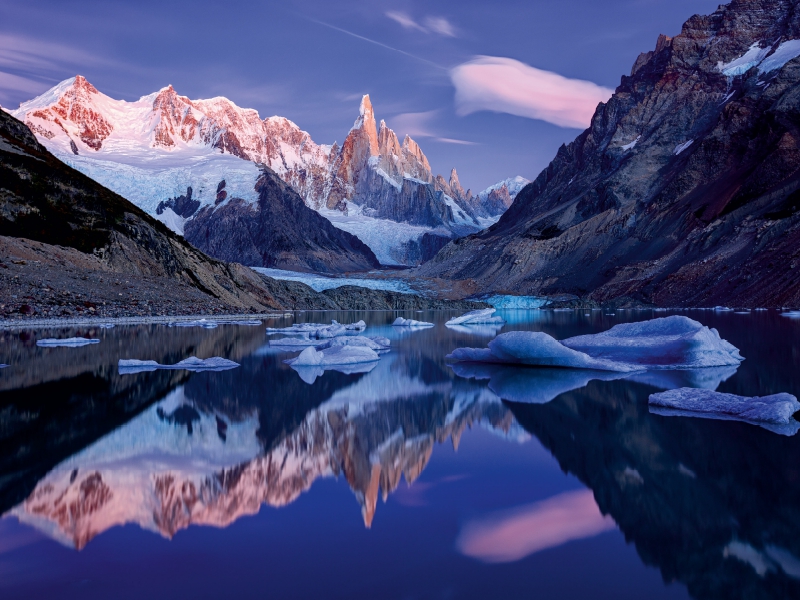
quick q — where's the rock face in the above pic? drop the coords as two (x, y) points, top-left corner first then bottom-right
(419, 0), (800, 307)
(184, 169), (379, 272)
(8, 80), (523, 266)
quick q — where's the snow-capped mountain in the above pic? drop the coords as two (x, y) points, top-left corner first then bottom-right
(8, 77), (526, 266)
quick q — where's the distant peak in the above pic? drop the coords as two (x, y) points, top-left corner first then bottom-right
(73, 75), (98, 94)
(359, 94), (373, 116)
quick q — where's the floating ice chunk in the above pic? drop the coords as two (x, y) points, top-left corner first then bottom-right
(714, 306), (733, 312)
(285, 345), (381, 367)
(98, 324), (115, 329)
(781, 311), (800, 318)
(318, 336), (391, 352)
(37, 338), (100, 347)
(446, 308), (505, 326)
(649, 388), (800, 433)
(451, 363), (624, 404)
(448, 331), (638, 372)
(266, 320), (366, 337)
(393, 317), (434, 327)
(0, 364), (8, 369)
(561, 316), (743, 369)
(119, 357), (239, 374)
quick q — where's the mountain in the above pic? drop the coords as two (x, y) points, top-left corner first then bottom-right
(0, 107), (301, 315)
(7, 79), (522, 266)
(418, 0), (800, 307)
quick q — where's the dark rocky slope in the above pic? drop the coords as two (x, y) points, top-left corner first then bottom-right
(418, 0), (800, 307)
(184, 169), (380, 273)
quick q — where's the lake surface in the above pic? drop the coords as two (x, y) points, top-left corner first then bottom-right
(1, 309), (799, 600)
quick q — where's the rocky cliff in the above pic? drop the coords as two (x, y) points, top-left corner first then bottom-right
(418, 0), (800, 307)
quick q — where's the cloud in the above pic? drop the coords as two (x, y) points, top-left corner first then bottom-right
(0, 71), (50, 97)
(450, 56), (614, 129)
(388, 110), (477, 145)
(386, 12), (457, 37)
(456, 489), (616, 563)
(423, 17), (456, 38)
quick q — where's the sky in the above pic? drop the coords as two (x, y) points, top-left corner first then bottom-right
(0, 0), (723, 192)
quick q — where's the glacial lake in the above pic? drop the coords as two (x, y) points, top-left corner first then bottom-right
(1, 309), (799, 599)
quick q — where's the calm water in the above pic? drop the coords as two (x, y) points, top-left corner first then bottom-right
(1, 309), (799, 600)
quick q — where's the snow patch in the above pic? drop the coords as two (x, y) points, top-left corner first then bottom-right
(674, 140), (694, 155)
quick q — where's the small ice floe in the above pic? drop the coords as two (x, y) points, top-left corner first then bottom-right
(0, 364), (8, 369)
(169, 319), (262, 328)
(714, 306), (734, 312)
(649, 388), (800, 435)
(446, 308), (505, 327)
(266, 320), (366, 337)
(755, 308), (768, 311)
(37, 338), (100, 348)
(393, 317), (434, 327)
(447, 316), (743, 372)
(119, 357), (240, 374)
(98, 324), (115, 329)
(285, 345), (381, 368)
(451, 363), (624, 404)
(780, 311), (800, 318)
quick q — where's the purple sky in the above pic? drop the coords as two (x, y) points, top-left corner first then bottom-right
(0, 0), (722, 191)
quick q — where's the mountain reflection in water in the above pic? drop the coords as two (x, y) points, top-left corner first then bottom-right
(1, 309), (800, 600)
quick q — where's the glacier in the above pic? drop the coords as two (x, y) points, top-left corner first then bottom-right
(483, 295), (548, 309)
(252, 267), (416, 294)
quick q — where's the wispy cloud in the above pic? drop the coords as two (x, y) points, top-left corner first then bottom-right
(450, 56), (614, 129)
(456, 489), (616, 563)
(388, 110), (476, 145)
(386, 12), (458, 37)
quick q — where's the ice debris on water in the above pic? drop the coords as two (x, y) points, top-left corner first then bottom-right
(266, 320), (366, 337)
(285, 345), (381, 368)
(169, 319), (262, 328)
(780, 311), (800, 318)
(270, 335), (390, 352)
(98, 324), (115, 329)
(393, 317), (434, 327)
(446, 308), (505, 327)
(649, 388), (800, 435)
(119, 357), (240, 374)
(447, 317), (743, 372)
(37, 337), (100, 347)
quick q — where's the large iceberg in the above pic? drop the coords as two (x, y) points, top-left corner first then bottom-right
(393, 317), (434, 327)
(447, 331), (639, 372)
(649, 388), (800, 435)
(560, 316), (743, 369)
(119, 357), (240, 374)
(285, 345), (381, 367)
(447, 317), (743, 372)
(37, 337), (100, 347)
(446, 309), (505, 326)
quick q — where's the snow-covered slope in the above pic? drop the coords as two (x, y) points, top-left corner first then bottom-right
(8, 77), (519, 265)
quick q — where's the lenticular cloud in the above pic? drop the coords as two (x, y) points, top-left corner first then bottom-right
(450, 56), (613, 129)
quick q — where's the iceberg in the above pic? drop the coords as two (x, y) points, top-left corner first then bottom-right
(270, 335), (390, 353)
(446, 308), (505, 326)
(560, 316), (743, 369)
(393, 317), (434, 327)
(285, 345), (381, 367)
(119, 357), (239, 374)
(98, 324), (115, 329)
(780, 311), (800, 319)
(37, 337), (100, 347)
(649, 388), (800, 435)
(266, 320), (366, 337)
(451, 363), (623, 404)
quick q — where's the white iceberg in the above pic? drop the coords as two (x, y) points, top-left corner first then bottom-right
(393, 317), (434, 327)
(649, 388), (800, 435)
(560, 316), (743, 369)
(119, 357), (240, 374)
(446, 308), (505, 326)
(285, 345), (381, 367)
(98, 324), (115, 329)
(781, 311), (800, 319)
(266, 320), (366, 337)
(448, 331), (638, 372)
(270, 335), (390, 353)
(37, 337), (100, 347)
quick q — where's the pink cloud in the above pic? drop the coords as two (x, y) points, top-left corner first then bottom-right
(450, 56), (613, 129)
(456, 489), (616, 563)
